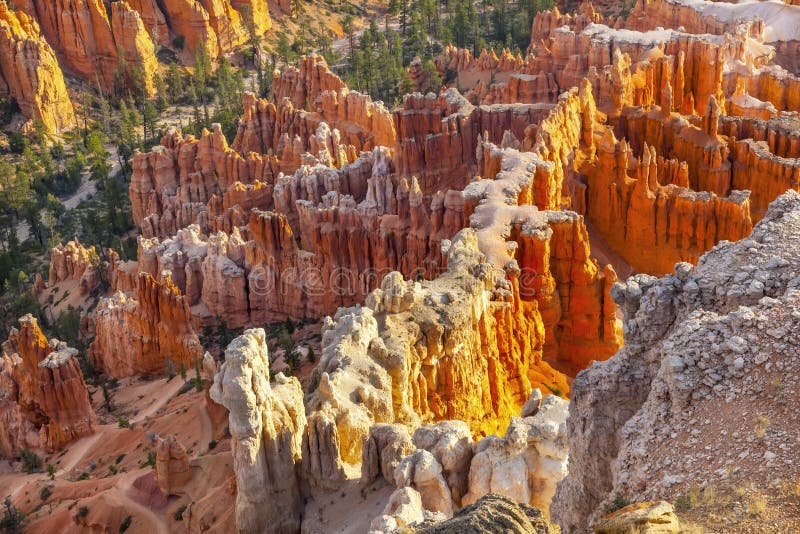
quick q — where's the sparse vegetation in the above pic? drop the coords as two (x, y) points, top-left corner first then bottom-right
(603, 493), (630, 514)
(20, 449), (42, 473)
(754, 415), (770, 439)
(119, 515), (132, 532)
(117, 416), (131, 428)
(140, 450), (157, 468)
(47, 463), (56, 481)
(173, 505), (187, 521)
(0, 496), (25, 533)
(746, 492), (767, 517)
(39, 486), (52, 502)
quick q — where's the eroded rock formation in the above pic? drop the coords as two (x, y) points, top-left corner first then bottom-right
(16, 0), (158, 95)
(155, 434), (192, 496)
(209, 328), (306, 534)
(412, 493), (556, 534)
(90, 271), (202, 378)
(0, 314), (95, 457)
(0, 1), (74, 131)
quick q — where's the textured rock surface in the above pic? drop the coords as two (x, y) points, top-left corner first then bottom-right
(90, 272), (202, 378)
(304, 228), (574, 468)
(0, 2), (74, 131)
(210, 328), (306, 534)
(155, 434), (192, 496)
(593, 501), (680, 534)
(0, 314), (95, 457)
(17, 0), (158, 95)
(463, 394), (568, 516)
(553, 191), (800, 531)
(412, 493), (556, 534)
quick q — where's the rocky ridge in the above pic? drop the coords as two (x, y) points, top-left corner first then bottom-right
(554, 190), (800, 531)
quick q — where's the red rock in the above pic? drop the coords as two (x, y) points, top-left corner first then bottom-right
(155, 434), (192, 495)
(90, 272), (203, 379)
(0, 314), (96, 457)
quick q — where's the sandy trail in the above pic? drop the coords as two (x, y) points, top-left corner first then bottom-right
(132, 377), (185, 424)
(54, 431), (104, 477)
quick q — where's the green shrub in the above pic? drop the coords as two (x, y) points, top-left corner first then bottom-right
(604, 493), (630, 514)
(20, 449), (42, 473)
(0, 496), (25, 533)
(141, 450), (157, 468)
(173, 505), (187, 521)
(117, 416), (131, 429)
(119, 515), (132, 532)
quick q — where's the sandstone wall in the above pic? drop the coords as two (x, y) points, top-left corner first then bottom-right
(0, 2), (75, 131)
(17, 0), (158, 95)
(90, 272), (203, 378)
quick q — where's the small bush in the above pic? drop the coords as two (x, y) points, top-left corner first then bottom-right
(47, 464), (56, 481)
(603, 493), (630, 515)
(674, 495), (692, 512)
(173, 505), (187, 521)
(119, 515), (132, 532)
(108, 464), (118, 476)
(755, 415), (770, 439)
(141, 450), (157, 468)
(77, 472), (89, 481)
(76, 506), (89, 519)
(39, 487), (52, 502)
(208, 440), (218, 450)
(172, 35), (185, 50)
(117, 416), (131, 429)
(115, 454), (125, 465)
(20, 449), (42, 473)
(746, 493), (767, 516)
(0, 496), (25, 533)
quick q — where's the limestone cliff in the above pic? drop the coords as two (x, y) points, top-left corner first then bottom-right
(210, 328), (306, 534)
(0, 314), (96, 457)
